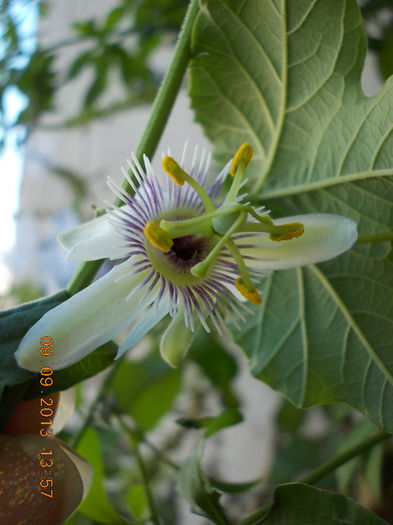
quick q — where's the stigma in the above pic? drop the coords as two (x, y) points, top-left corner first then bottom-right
(143, 143), (305, 305)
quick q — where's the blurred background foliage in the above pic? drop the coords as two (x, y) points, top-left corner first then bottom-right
(1, 0), (393, 523)
(0, 0), (189, 150)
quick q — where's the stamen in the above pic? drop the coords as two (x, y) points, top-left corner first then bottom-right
(162, 156), (187, 185)
(229, 143), (253, 176)
(225, 239), (261, 304)
(162, 155), (216, 213)
(235, 278), (261, 305)
(226, 143), (253, 204)
(144, 221), (173, 252)
(269, 222), (304, 241)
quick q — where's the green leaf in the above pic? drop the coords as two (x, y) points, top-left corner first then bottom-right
(189, 330), (237, 388)
(236, 179), (393, 431)
(189, 330), (240, 407)
(26, 341), (118, 398)
(104, 6), (126, 32)
(262, 483), (389, 524)
(76, 427), (130, 525)
(190, 0), (393, 431)
(84, 66), (108, 107)
(270, 433), (337, 488)
(209, 477), (258, 494)
(0, 291), (68, 396)
(177, 440), (230, 524)
(109, 351), (181, 431)
(379, 24), (393, 80)
(68, 51), (92, 80)
(125, 484), (149, 520)
(15, 51), (56, 123)
(72, 19), (97, 37)
(189, 0), (393, 194)
(275, 399), (305, 434)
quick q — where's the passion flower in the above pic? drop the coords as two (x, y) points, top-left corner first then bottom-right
(15, 144), (357, 369)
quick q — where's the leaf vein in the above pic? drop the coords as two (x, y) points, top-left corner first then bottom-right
(215, 0), (282, 84)
(192, 66), (266, 159)
(286, 0), (319, 36)
(310, 264), (393, 387)
(258, 169), (393, 199)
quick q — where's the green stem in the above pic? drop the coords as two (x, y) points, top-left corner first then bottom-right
(356, 232), (393, 244)
(299, 431), (390, 485)
(117, 0), (199, 204)
(132, 424), (180, 471)
(66, 259), (104, 298)
(70, 364), (118, 449)
(236, 431), (391, 525)
(120, 420), (161, 525)
(65, 0), (200, 296)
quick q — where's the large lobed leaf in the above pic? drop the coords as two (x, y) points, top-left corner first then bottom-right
(189, 0), (393, 430)
(262, 483), (389, 524)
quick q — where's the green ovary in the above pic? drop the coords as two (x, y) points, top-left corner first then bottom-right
(146, 233), (217, 286)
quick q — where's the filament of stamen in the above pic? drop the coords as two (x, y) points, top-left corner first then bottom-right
(162, 156), (216, 213)
(160, 203), (243, 237)
(226, 143), (253, 204)
(237, 221), (304, 239)
(225, 238), (256, 292)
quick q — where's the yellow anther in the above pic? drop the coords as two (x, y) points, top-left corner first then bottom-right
(235, 278), (261, 305)
(144, 221), (173, 252)
(229, 143), (253, 176)
(162, 156), (187, 186)
(270, 222), (305, 242)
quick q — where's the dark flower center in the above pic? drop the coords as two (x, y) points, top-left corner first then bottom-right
(166, 234), (210, 270)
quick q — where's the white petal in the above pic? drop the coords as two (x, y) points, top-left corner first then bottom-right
(116, 295), (171, 358)
(58, 213), (127, 261)
(15, 262), (153, 371)
(241, 214), (357, 270)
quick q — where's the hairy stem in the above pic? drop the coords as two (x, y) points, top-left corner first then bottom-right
(357, 232), (393, 244)
(66, 0), (200, 296)
(119, 419), (161, 525)
(236, 431), (391, 525)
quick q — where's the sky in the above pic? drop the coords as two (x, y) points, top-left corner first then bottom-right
(0, 1), (38, 292)
(0, 88), (26, 254)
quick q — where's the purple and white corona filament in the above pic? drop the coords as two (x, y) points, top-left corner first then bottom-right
(15, 143), (358, 370)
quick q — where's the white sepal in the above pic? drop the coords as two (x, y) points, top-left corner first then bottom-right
(15, 262), (151, 371)
(242, 214), (357, 270)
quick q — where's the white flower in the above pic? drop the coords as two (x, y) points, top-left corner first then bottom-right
(15, 144), (357, 371)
